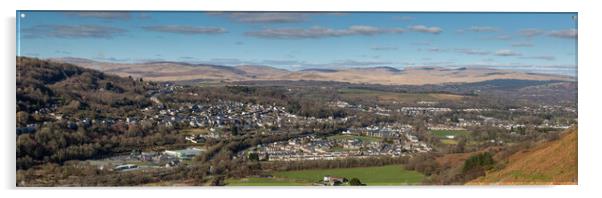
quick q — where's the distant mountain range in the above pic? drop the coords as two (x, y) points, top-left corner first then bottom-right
(49, 57), (575, 85)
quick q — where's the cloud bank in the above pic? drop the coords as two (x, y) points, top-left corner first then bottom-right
(209, 12), (307, 23)
(409, 25), (443, 34)
(142, 25), (227, 35)
(65, 11), (131, 20)
(23, 25), (126, 39)
(246, 25), (404, 39)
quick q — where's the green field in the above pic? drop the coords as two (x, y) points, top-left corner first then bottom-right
(179, 128), (210, 135)
(430, 130), (471, 139)
(226, 177), (308, 186)
(440, 139), (459, 145)
(227, 165), (425, 186)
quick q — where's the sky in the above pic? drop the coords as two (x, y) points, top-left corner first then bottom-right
(16, 11), (577, 76)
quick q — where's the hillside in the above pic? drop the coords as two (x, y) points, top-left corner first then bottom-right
(16, 57), (161, 170)
(469, 128), (577, 185)
(17, 57), (151, 119)
(49, 57), (574, 85)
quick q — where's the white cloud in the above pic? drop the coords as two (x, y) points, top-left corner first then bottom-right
(424, 47), (492, 56)
(519, 28), (545, 37)
(209, 12), (307, 23)
(519, 28), (577, 39)
(142, 25), (227, 34)
(427, 48), (446, 52)
(495, 49), (522, 56)
(246, 25), (404, 39)
(492, 35), (512, 40)
(409, 25), (443, 34)
(65, 11), (131, 20)
(548, 28), (577, 39)
(23, 25), (127, 39)
(454, 48), (490, 55)
(520, 55), (556, 61)
(468, 26), (499, 32)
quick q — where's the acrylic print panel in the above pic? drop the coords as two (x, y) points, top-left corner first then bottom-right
(16, 11), (577, 186)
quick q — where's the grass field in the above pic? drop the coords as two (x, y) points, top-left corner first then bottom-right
(228, 165), (425, 186)
(226, 177), (309, 186)
(338, 88), (464, 103)
(430, 130), (471, 139)
(440, 139), (459, 145)
(179, 128), (210, 135)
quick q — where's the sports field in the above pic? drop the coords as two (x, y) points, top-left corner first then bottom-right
(430, 130), (471, 139)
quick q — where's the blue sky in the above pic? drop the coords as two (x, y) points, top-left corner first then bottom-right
(17, 11), (577, 76)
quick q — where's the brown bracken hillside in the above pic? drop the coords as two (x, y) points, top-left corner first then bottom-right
(469, 127), (577, 185)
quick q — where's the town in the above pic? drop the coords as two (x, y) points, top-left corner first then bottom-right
(18, 80), (575, 174)
(16, 55), (578, 186)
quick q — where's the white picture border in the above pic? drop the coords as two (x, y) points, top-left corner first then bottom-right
(2, 1), (599, 198)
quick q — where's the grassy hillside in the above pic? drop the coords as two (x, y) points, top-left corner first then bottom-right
(469, 128), (577, 185)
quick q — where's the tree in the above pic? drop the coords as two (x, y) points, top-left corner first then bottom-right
(210, 176), (225, 186)
(462, 152), (495, 173)
(16, 111), (30, 126)
(230, 125), (240, 136)
(126, 123), (143, 137)
(451, 114), (460, 123)
(248, 152), (259, 161)
(349, 178), (364, 186)
(104, 82), (114, 90)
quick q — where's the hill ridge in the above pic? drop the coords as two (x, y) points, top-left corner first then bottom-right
(47, 57), (574, 85)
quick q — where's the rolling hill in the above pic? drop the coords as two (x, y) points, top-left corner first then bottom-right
(16, 56), (156, 169)
(468, 127), (578, 185)
(49, 57), (574, 85)
(16, 56), (152, 123)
